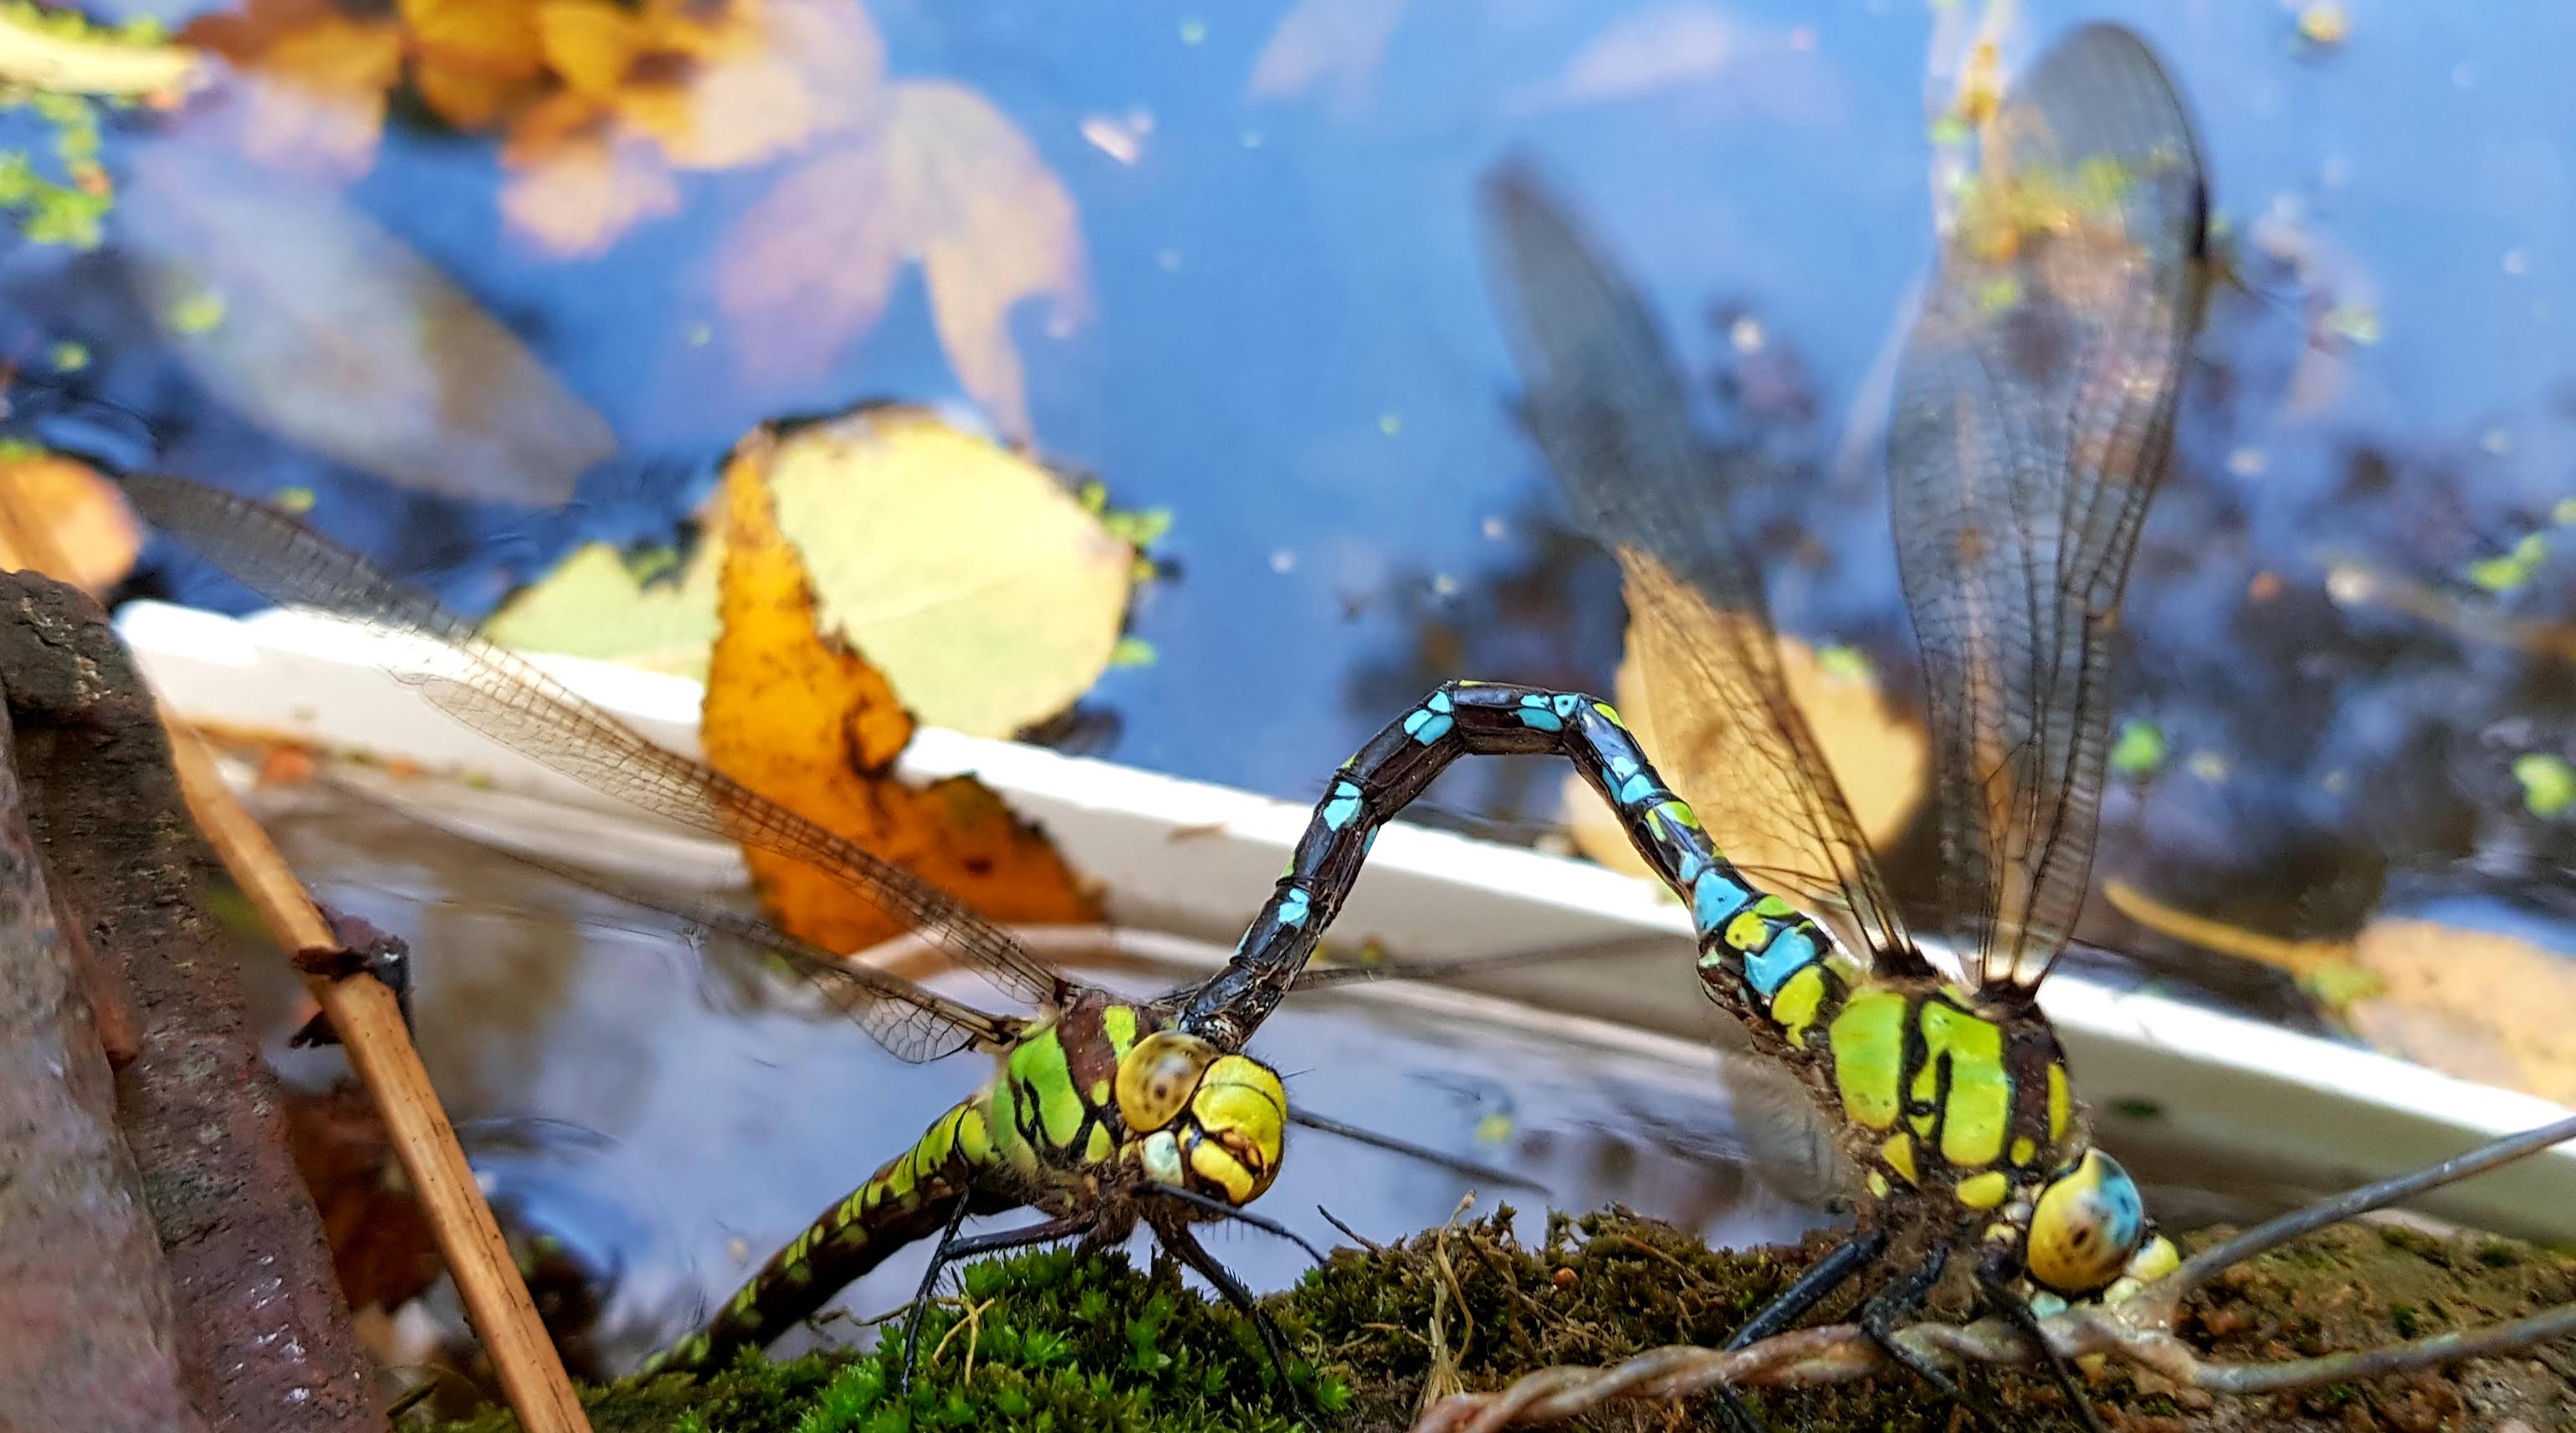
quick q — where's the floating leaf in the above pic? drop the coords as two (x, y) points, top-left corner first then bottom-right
(490, 407), (1138, 738)
(119, 141), (616, 506)
(0, 453), (141, 593)
(0, 1), (201, 96)
(1565, 621), (1927, 888)
(714, 79), (1087, 443)
(2513, 753), (2576, 818)
(699, 438), (1100, 955)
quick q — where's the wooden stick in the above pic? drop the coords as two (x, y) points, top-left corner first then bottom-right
(159, 717), (592, 1433)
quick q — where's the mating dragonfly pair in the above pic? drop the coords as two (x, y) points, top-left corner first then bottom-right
(130, 20), (2206, 1431)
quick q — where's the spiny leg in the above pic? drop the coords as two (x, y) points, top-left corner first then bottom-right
(1159, 1222), (1305, 1415)
(896, 1211), (1095, 1395)
(1712, 1227), (1887, 1433)
(1858, 1243), (2005, 1433)
(1977, 1264), (2112, 1433)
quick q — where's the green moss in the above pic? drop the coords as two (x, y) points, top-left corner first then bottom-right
(432, 1211), (2576, 1433)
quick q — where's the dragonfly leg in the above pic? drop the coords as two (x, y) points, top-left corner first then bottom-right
(1157, 1221), (1304, 1415)
(1976, 1262), (2110, 1433)
(1858, 1242), (2005, 1433)
(1712, 1226), (1885, 1433)
(895, 1207), (1095, 1395)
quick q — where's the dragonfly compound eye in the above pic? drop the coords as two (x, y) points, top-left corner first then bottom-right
(2025, 1149), (2148, 1295)
(1115, 1030), (1219, 1133)
(1179, 1055), (1288, 1205)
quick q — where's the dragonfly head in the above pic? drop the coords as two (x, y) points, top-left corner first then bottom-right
(1119, 1031), (1287, 1206)
(2021, 1147), (2170, 1297)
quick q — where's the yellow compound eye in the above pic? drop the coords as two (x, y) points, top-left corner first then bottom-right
(2025, 1149), (2148, 1294)
(1114, 1031), (1218, 1133)
(1182, 1055), (1288, 1205)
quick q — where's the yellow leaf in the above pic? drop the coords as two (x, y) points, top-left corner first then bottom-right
(483, 539), (719, 671)
(702, 433), (1102, 955)
(532, 0), (647, 99)
(400, 0), (545, 127)
(489, 407), (1138, 738)
(0, 5), (202, 97)
(763, 407), (1133, 736)
(1564, 620), (1927, 897)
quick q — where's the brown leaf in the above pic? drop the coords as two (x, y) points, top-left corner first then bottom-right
(700, 431), (1100, 957)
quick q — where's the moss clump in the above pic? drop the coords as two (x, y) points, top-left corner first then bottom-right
(436, 1209), (2576, 1432)
(438, 1245), (1344, 1433)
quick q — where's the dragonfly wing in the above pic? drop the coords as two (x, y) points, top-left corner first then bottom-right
(1888, 23), (2209, 993)
(336, 779), (1021, 1062)
(126, 472), (1074, 1014)
(1479, 165), (1923, 974)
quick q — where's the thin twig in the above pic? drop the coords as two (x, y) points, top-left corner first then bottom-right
(1406, 1115), (2576, 1431)
(161, 720), (591, 1433)
(2164, 1112), (2576, 1302)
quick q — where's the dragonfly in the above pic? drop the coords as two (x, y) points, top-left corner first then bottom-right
(1464, 21), (2210, 1429)
(122, 472), (1549, 1404)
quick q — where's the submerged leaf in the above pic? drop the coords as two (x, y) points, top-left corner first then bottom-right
(700, 438), (1100, 954)
(714, 79), (1086, 443)
(118, 141), (616, 506)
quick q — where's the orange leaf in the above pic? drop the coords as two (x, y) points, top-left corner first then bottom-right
(531, 0), (647, 100)
(700, 431), (1100, 958)
(401, 0), (545, 128)
(0, 455), (142, 595)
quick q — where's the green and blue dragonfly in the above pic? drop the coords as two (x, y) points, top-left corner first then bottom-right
(1462, 21), (2210, 1427)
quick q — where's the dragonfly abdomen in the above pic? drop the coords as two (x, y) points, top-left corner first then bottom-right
(641, 1099), (993, 1375)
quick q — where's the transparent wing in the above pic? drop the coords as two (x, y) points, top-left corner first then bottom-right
(355, 787), (1022, 1061)
(127, 472), (1073, 1013)
(1478, 164), (1923, 974)
(1887, 23), (2210, 993)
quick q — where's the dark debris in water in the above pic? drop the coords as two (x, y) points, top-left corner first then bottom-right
(430, 1209), (2576, 1432)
